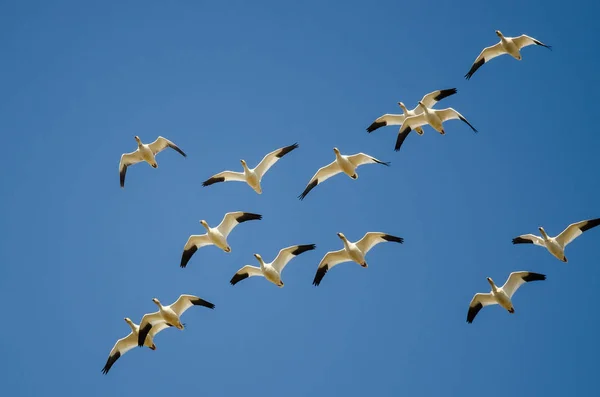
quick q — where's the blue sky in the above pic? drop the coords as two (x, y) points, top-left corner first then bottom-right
(1, 0), (599, 395)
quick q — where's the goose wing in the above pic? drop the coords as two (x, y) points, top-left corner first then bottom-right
(147, 136), (187, 157)
(272, 244), (316, 273)
(435, 108), (478, 132)
(420, 88), (458, 108)
(512, 234), (546, 247)
(512, 34), (551, 50)
(464, 42), (505, 80)
(502, 271), (546, 298)
(118, 151), (143, 188)
(312, 249), (351, 286)
(180, 234), (212, 268)
(298, 161), (342, 200)
(347, 153), (390, 168)
(230, 265), (264, 285)
(555, 218), (600, 247)
(137, 312), (165, 346)
(398, 113), (428, 135)
(466, 293), (497, 323)
(101, 332), (137, 374)
(366, 114), (406, 133)
(355, 232), (404, 254)
(254, 143), (298, 178)
(202, 170), (246, 187)
(216, 211), (262, 237)
(170, 294), (215, 316)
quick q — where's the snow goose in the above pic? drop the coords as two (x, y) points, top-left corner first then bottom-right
(512, 217), (600, 262)
(137, 294), (215, 347)
(298, 148), (389, 200)
(180, 211), (262, 268)
(119, 136), (186, 188)
(465, 30), (551, 80)
(366, 88), (457, 135)
(467, 271), (546, 323)
(395, 102), (477, 151)
(202, 143), (298, 194)
(230, 244), (316, 287)
(313, 232), (403, 286)
(102, 317), (170, 374)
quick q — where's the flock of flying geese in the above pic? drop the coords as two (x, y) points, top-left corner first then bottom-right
(105, 30), (598, 374)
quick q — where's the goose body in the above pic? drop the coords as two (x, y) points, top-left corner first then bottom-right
(512, 218), (600, 262)
(366, 88), (457, 136)
(118, 135), (186, 188)
(465, 30), (551, 80)
(298, 148), (389, 200)
(180, 211), (262, 268)
(101, 317), (169, 374)
(313, 232), (404, 286)
(467, 272), (546, 323)
(395, 102), (477, 151)
(137, 294), (215, 346)
(230, 244), (316, 287)
(202, 143), (298, 194)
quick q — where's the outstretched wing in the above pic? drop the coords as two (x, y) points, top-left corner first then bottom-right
(298, 161), (342, 200)
(216, 211), (262, 237)
(230, 265), (264, 286)
(502, 271), (546, 298)
(420, 88), (457, 109)
(312, 249), (351, 286)
(435, 108), (478, 132)
(512, 234), (545, 247)
(119, 151), (143, 188)
(101, 332), (137, 374)
(512, 34), (551, 50)
(555, 218), (600, 247)
(202, 171), (246, 187)
(272, 244), (316, 273)
(366, 114), (406, 133)
(347, 153), (390, 168)
(148, 136), (187, 157)
(466, 293), (497, 323)
(355, 232), (404, 255)
(170, 294), (215, 316)
(180, 234), (212, 268)
(254, 143), (298, 178)
(464, 42), (505, 80)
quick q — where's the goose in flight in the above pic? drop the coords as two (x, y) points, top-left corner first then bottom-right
(137, 294), (215, 347)
(119, 136), (186, 188)
(366, 88), (457, 135)
(298, 148), (389, 200)
(467, 271), (546, 323)
(102, 317), (170, 374)
(202, 143), (298, 194)
(512, 217), (600, 262)
(230, 244), (316, 287)
(465, 30), (551, 80)
(313, 232), (403, 286)
(180, 211), (262, 268)
(395, 102), (477, 151)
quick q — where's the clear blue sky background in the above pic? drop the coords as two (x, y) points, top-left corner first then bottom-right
(1, 0), (599, 396)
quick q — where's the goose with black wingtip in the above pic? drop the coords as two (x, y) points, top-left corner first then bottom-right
(313, 232), (403, 286)
(298, 148), (390, 200)
(467, 271), (546, 323)
(180, 211), (262, 268)
(230, 244), (316, 287)
(512, 217), (600, 262)
(202, 143), (298, 194)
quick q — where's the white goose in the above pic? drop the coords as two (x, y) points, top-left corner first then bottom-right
(467, 271), (546, 323)
(137, 294), (215, 347)
(465, 30), (551, 80)
(512, 217), (600, 262)
(298, 148), (389, 200)
(180, 211), (262, 268)
(313, 232), (403, 286)
(366, 88), (457, 135)
(395, 102), (477, 151)
(202, 143), (298, 194)
(102, 317), (170, 374)
(230, 244), (316, 287)
(119, 135), (186, 188)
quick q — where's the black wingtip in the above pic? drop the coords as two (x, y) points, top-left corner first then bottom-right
(394, 129), (411, 152)
(466, 302), (483, 324)
(202, 176), (225, 187)
(465, 58), (485, 80)
(180, 246), (198, 268)
(512, 237), (534, 245)
(276, 143), (299, 158)
(230, 272), (250, 286)
(522, 272), (546, 282)
(236, 212), (263, 223)
(366, 121), (386, 133)
(382, 234), (404, 244)
(433, 88), (458, 102)
(298, 179), (318, 201)
(191, 297), (216, 309)
(312, 264), (328, 286)
(137, 323), (153, 347)
(291, 244), (317, 256)
(581, 217), (600, 232)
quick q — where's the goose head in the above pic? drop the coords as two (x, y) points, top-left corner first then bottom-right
(417, 100), (426, 109)
(486, 277), (496, 289)
(397, 102), (408, 113)
(134, 136), (142, 145)
(337, 232), (346, 241)
(253, 253), (264, 264)
(152, 298), (161, 307)
(333, 147), (341, 155)
(538, 227), (549, 240)
(240, 159), (248, 169)
(495, 30), (503, 38)
(200, 220), (210, 230)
